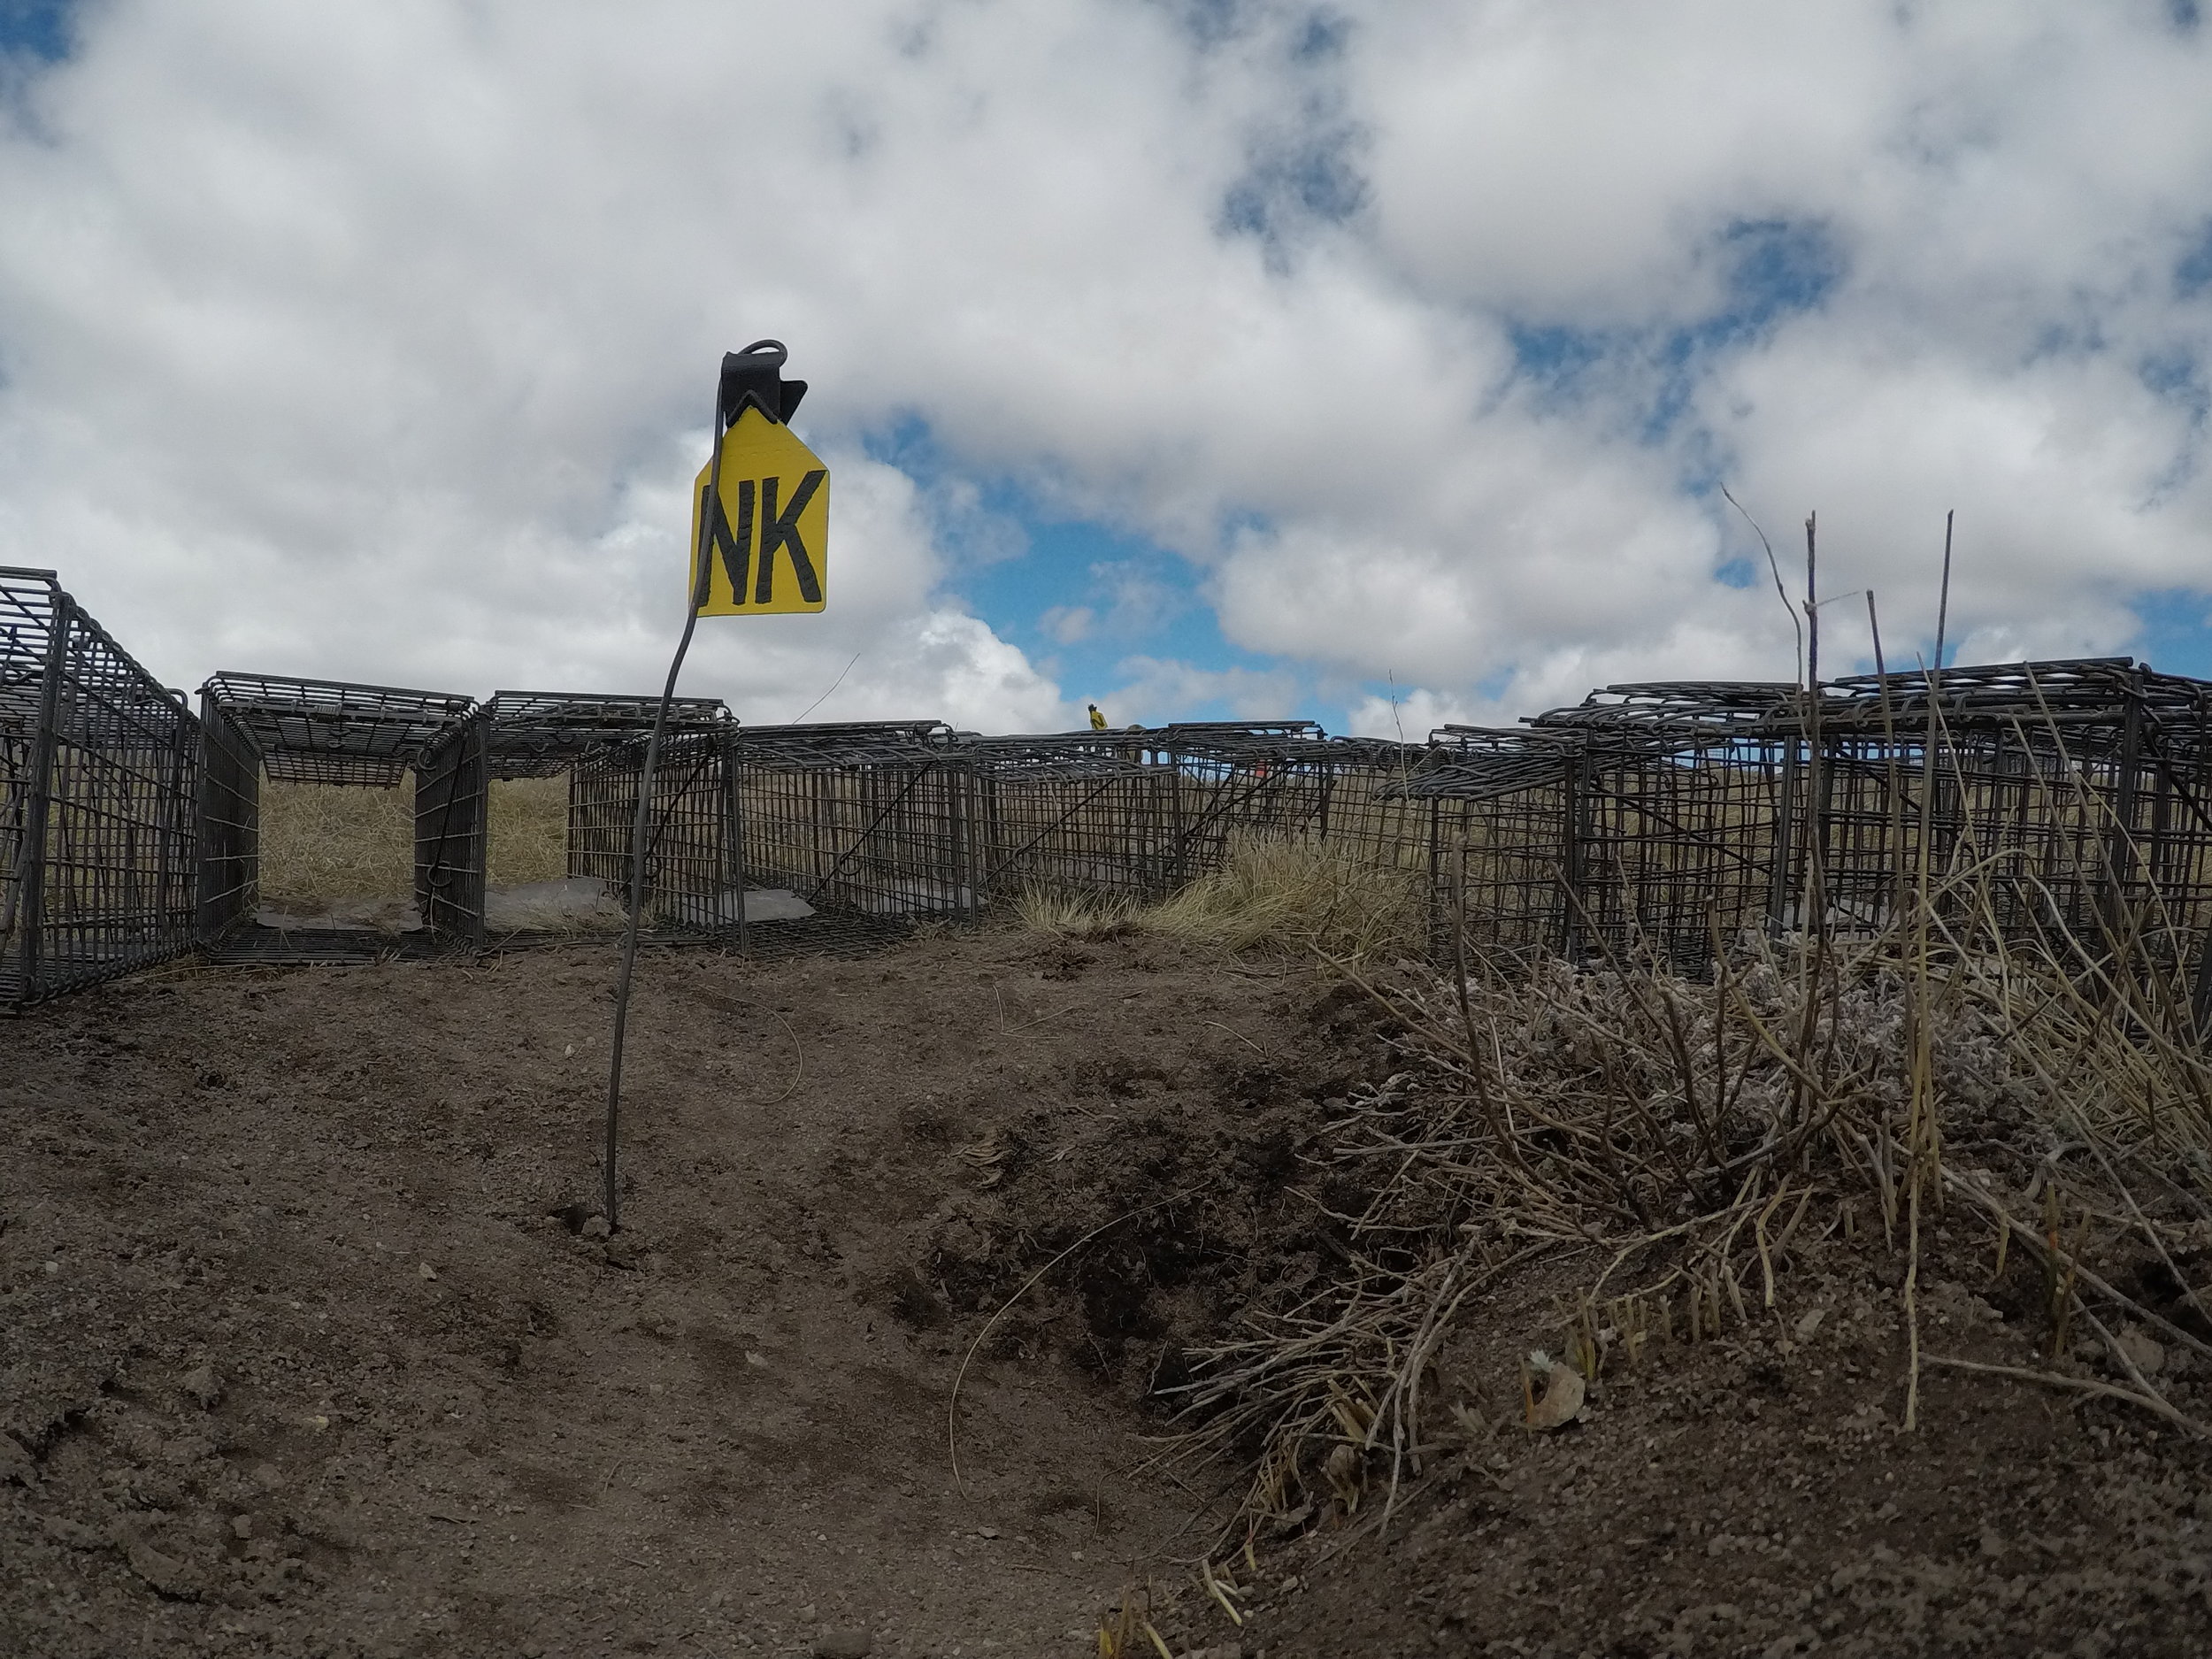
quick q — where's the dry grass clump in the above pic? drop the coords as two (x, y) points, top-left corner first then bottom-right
(257, 778), (417, 912)
(1146, 835), (1424, 958)
(1012, 887), (1138, 941)
(1016, 834), (1425, 959)
(257, 773), (572, 911)
(486, 776), (569, 887)
(1171, 879), (2212, 1530)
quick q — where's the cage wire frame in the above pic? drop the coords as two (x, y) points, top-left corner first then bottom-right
(2, 567), (201, 1008)
(568, 723), (745, 937)
(196, 672), (483, 946)
(9, 545), (2211, 1015)
(476, 691), (738, 941)
(964, 730), (1173, 904)
(731, 721), (979, 924)
(1815, 660), (2212, 1018)
(1411, 662), (2212, 1000)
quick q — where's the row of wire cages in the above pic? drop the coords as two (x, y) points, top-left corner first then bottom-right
(2, 568), (200, 1008)
(1416, 661), (2212, 996)
(1812, 662), (2212, 1014)
(934, 725), (1433, 916)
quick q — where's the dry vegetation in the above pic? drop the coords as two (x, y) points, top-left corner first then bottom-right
(254, 779), (418, 912)
(1156, 861), (2212, 1536)
(485, 776), (569, 887)
(1015, 832), (1427, 960)
(256, 775), (569, 910)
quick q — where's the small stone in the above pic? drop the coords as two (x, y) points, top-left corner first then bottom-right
(126, 1539), (204, 1597)
(813, 1632), (872, 1659)
(180, 1365), (223, 1409)
(0, 1433), (35, 1486)
(744, 1351), (769, 1369)
(2114, 1325), (2167, 1377)
(580, 1216), (612, 1240)
(42, 1515), (103, 1549)
(250, 1463), (284, 1489)
(418, 1263), (439, 1281)
(42, 1259), (58, 1275)
(232, 1514), (256, 1540)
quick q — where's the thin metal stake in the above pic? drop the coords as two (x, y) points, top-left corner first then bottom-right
(603, 396), (727, 1232)
(1933, 509), (1955, 671)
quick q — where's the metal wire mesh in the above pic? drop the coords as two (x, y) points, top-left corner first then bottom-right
(194, 694), (263, 939)
(12, 546), (2208, 1005)
(1412, 727), (1578, 964)
(199, 672), (485, 946)
(966, 733), (1173, 902)
(482, 690), (731, 780)
(1816, 663), (2212, 983)
(733, 722), (978, 919)
(569, 729), (742, 933)
(1415, 664), (2212, 988)
(2, 568), (200, 1007)
(201, 672), (478, 787)
(415, 715), (489, 941)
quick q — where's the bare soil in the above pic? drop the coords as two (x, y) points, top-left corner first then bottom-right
(6, 929), (2212, 1657)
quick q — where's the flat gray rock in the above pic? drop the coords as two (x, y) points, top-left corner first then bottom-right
(484, 877), (626, 932)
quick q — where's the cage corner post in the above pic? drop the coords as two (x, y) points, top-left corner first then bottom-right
(195, 689), (263, 946)
(413, 711), (489, 949)
(8, 590), (70, 1003)
(720, 724), (749, 954)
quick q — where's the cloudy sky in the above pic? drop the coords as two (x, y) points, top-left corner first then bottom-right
(2, 1), (2209, 736)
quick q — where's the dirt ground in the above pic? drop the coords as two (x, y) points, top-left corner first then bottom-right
(7, 926), (2212, 1657)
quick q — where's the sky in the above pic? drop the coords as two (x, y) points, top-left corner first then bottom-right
(2, 2), (2209, 737)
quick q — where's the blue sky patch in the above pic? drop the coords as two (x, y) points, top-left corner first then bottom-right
(2177, 221), (2212, 299)
(864, 414), (1325, 725)
(1509, 217), (1842, 439)
(0, 0), (70, 61)
(2132, 587), (2212, 679)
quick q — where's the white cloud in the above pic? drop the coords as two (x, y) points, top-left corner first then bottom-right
(0, 0), (2207, 743)
(1040, 604), (1094, 645)
(1099, 656), (1303, 727)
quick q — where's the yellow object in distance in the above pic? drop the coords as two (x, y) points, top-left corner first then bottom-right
(690, 405), (830, 616)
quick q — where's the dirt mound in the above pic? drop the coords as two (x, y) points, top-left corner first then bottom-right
(10, 926), (2212, 1656)
(0, 930), (1376, 1658)
(1167, 1224), (2212, 1658)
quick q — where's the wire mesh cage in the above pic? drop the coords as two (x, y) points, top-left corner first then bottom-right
(964, 732), (1174, 904)
(1417, 663), (2212, 992)
(568, 726), (743, 934)
(2, 567), (201, 1007)
(957, 725), (1436, 911)
(482, 691), (732, 780)
(197, 672), (482, 949)
(732, 721), (980, 921)
(1525, 682), (1805, 975)
(1816, 662), (2212, 993)
(1412, 726), (1580, 965)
